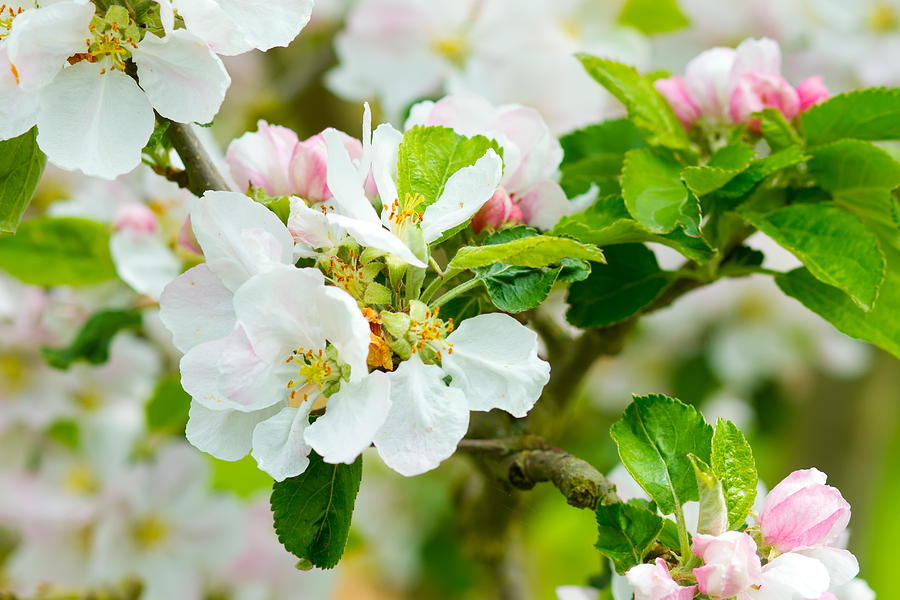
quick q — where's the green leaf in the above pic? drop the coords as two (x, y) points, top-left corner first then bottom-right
(41, 309), (142, 369)
(0, 217), (117, 286)
(470, 227), (590, 313)
(145, 375), (191, 434)
(775, 246), (900, 359)
(802, 88), (900, 146)
(807, 139), (900, 232)
(271, 452), (363, 570)
(566, 244), (672, 328)
(741, 203), (886, 310)
(0, 128), (46, 234)
(610, 394), (714, 515)
(560, 154), (625, 197)
(449, 234), (604, 270)
(47, 419), (80, 449)
(561, 119), (646, 165)
(210, 455), (274, 499)
(756, 108), (803, 151)
(622, 148), (699, 235)
(658, 518), (682, 550)
(618, 0), (689, 34)
(681, 143), (755, 196)
(688, 454), (727, 536)
(717, 146), (809, 199)
(711, 419), (758, 529)
(553, 194), (715, 262)
(594, 499), (664, 575)
(396, 126), (502, 207)
(577, 56), (694, 152)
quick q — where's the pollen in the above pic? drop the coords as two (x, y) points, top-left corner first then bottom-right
(286, 347), (336, 406)
(0, 4), (24, 40)
(408, 306), (454, 354)
(385, 193), (426, 230)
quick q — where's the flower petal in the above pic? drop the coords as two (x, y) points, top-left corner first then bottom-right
(317, 285), (371, 381)
(373, 355), (469, 476)
(372, 122), (402, 228)
(110, 230), (181, 300)
(751, 552), (830, 600)
(791, 546), (859, 588)
(251, 404), (313, 481)
(304, 372), (391, 464)
(185, 400), (281, 461)
(443, 313), (550, 417)
(325, 127), (380, 223)
(159, 264), (236, 353)
(515, 180), (570, 231)
(133, 29), (231, 124)
(190, 190), (294, 291)
(327, 212), (426, 267)
(6, 0), (93, 91)
(0, 47), (39, 139)
(421, 148), (503, 243)
(36, 63), (155, 179)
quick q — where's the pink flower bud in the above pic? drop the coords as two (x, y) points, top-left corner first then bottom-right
(226, 120), (299, 197)
(471, 188), (524, 234)
(654, 76), (701, 128)
(692, 531), (762, 598)
(114, 204), (158, 234)
(729, 72), (801, 126)
(178, 215), (202, 255)
(626, 558), (696, 600)
(758, 468), (851, 553)
(289, 129), (363, 204)
(796, 76), (830, 112)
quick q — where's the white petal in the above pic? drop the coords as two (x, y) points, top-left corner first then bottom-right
(133, 29), (231, 124)
(443, 313), (550, 417)
(36, 63), (155, 179)
(373, 355), (469, 476)
(172, 0), (253, 55)
(372, 122), (402, 227)
(180, 327), (291, 412)
(159, 264), (235, 353)
(421, 149), (503, 243)
(317, 285), (371, 381)
(251, 404), (313, 481)
(190, 190), (294, 290)
(555, 586), (598, 600)
(288, 197), (335, 249)
(110, 230), (181, 300)
(0, 47), (39, 139)
(232, 265), (326, 362)
(751, 552), (830, 600)
(516, 180), (570, 231)
(304, 372), (391, 464)
(684, 47), (736, 122)
(185, 400), (281, 461)
(731, 37), (782, 80)
(6, 0), (93, 91)
(155, 0), (176, 32)
(327, 212), (426, 268)
(791, 546), (859, 588)
(325, 127), (380, 223)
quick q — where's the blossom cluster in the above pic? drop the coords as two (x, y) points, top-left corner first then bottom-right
(0, 0), (313, 178)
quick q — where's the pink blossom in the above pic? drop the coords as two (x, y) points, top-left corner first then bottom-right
(178, 215), (202, 255)
(796, 76), (830, 112)
(471, 188), (524, 233)
(654, 76), (701, 128)
(226, 120), (299, 196)
(289, 130), (363, 204)
(626, 558), (696, 600)
(113, 204), (158, 235)
(692, 531), (762, 599)
(817, 594), (838, 600)
(758, 468), (851, 553)
(728, 71), (800, 125)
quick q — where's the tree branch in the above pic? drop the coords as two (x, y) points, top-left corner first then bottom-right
(162, 119), (230, 195)
(458, 436), (619, 510)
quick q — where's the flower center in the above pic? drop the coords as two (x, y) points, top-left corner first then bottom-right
(68, 7), (141, 74)
(869, 4), (898, 32)
(0, 4), (24, 40)
(132, 515), (171, 549)
(285, 347), (346, 407)
(0, 353), (28, 394)
(385, 192), (426, 232)
(409, 306), (454, 361)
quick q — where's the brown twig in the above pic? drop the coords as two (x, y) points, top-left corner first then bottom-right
(162, 119), (230, 195)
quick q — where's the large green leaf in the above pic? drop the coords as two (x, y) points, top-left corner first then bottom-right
(449, 234), (604, 269)
(0, 128), (46, 234)
(775, 246), (900, 359)
(577, 56), (693, 151)
(610, 394), (714, 515)
(717, 146), (809, 199)
(560, 119), (646, 165)
(681, 143), (755, 196)
(396, 126), (501, 207)
(807, 139), (900, 232)
(756, 108), (803, 151)
(595, 499), (664, 575)
(553, 194), (715, 263)
(618, 0), (689, 34)
(0, 217), (117, 286)
(742, 203), (885, 310)
(711, 419), (758, 529)
(566, 244), (671, 328)
(622, 148), (699, 235)
(42, 309), (142, 369)
(271, 452), (363, 569)
(801, 88), (900, 146)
